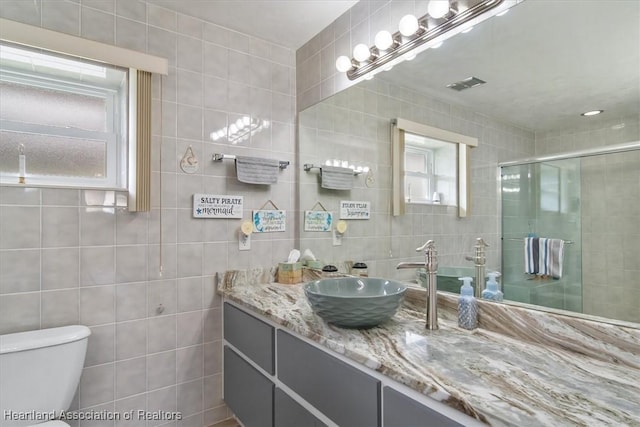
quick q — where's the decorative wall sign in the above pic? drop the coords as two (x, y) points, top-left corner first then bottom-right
(304, 211), (333, 232)
(193, 194), (243, 218)
(253, 210), (286, 232)
(339, 200), (371, 219)
(180, 146), (199, 174)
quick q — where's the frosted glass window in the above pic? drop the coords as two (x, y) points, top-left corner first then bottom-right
(404, 133), (457, 205)
(0, 42), (128, 188)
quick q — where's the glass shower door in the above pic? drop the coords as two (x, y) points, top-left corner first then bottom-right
(501, 158), (582, 312)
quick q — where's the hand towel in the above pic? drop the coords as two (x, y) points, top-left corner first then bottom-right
(524, 237), (539, 274)
(548, 238), (565, 279)
(538, 238), (551, 276)
(321, 166), (354, 190)
(235, 156), (279, 185)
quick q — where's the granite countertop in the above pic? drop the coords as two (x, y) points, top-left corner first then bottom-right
(218, 272), (640, 427)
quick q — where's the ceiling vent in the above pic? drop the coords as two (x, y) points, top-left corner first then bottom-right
(446, 77), (486, 91)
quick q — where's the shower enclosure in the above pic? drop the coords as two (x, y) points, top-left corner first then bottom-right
(500, 142), (640, 323)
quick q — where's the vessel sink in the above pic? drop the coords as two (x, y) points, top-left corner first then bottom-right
(304, 277), (407, 328)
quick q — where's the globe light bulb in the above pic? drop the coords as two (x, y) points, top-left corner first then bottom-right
(353, 44), (371, 62)
(428, 0), (450, 19)
(399, 14), (419, 37)
(374, 30), (394, 51)
(335, 55), (352, 72)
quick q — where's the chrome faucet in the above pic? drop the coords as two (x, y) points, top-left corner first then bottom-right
(397, 240), (439, 330)
(464, 237), (489, 298)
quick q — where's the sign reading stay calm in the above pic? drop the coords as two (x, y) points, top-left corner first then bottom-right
(193, 194), (243, 218)
(339, 200), (370, 220)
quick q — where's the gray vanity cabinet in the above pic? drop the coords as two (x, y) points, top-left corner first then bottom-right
(274, 388), (327, 427)
(383, 387), (464, 427)
(223, 346), (274, 427)
(277, 330), (381, 427)
(224, 302), (274, 374)
(223, 302), (474, 427)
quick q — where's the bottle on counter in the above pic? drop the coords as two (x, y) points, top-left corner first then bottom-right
(458, 276), (478, 330)
(351, 262), (368, 277)
(321, 264), (339, 278)
(482, 272), (503, 302)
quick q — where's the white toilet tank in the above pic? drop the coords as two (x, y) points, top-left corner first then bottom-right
(0, 325), (91, 427)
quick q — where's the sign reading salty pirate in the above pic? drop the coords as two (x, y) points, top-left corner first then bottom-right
(339, 200), (370, 220)
(193, 194), (243, 218)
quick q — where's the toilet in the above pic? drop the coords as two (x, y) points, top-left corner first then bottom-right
(0, 325), (91, 427)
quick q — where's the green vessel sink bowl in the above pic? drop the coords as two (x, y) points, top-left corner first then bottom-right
(304, 277), (407, 328)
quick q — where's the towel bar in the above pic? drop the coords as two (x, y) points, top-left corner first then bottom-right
(503, 237), (574, 245)
(213, 153), (289, 170)
(303, 163), (363, 175)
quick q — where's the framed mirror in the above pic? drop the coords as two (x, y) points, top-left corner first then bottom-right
(298, 0), (640, 326)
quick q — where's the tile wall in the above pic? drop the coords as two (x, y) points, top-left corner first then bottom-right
(0, 0), (296, 425)
(298, 75), (535, 281)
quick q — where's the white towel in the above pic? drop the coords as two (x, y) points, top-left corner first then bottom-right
(534, 237), (565, 279)
(524, 237), (539, 274)
(547, 238), (565, 279)
(235, 156), (279, 185)
(321, 166), (353, 190)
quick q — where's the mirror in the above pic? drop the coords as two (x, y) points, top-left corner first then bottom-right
(298, 0), (640, 326)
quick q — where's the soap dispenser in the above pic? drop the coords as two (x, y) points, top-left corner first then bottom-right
(458, 277), (478, 330)
(482, 272), (503, 302)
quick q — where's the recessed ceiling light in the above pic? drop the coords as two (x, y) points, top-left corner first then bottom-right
(581, 110), (604, 116)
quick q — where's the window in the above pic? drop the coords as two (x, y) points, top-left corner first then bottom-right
(392, 118), (477, 217)
(0, 42), (128, 188)
(404, 133), (457, 205)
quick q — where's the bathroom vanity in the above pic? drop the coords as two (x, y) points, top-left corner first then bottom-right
(219, 270), (640, 427)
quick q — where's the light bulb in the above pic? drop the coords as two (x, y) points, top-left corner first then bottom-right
(325, 160), (332, 166)
(210, 132), (219, 141)
(399, 14), (419, 37)
(353, 44), (371, 62)
(335, 55), (352, 72)
(374, 30), (394, 51)
(236, 118), (245, 129)
(229, 124), (238, 134)
(428, 0), (450, 19)
(243, 116), (251, 126)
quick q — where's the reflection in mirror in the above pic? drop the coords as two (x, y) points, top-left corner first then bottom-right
(298, 0), (640, 327)
(391, 118), (476, 217)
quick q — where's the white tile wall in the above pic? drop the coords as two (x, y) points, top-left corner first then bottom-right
(0, 0), (295, 425)
(299, 78), (534, 280)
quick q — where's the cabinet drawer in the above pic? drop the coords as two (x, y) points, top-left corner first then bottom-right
(277, 330), (380, 427)
(223, 346), (274, 427)
(224, 302), (275, 374)
(383, 387), (463, 427)
(274, 388), (327, 427)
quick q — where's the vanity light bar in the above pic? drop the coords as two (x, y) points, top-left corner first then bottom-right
(338, 0), (507, 81)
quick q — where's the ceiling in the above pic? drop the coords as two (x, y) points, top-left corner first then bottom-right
(377, 0), (640, 133)
(147, 0), (358, 49)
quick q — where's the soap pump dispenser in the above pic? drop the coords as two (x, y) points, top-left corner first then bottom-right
(458, 277), (478, 330)
(482, 272), (503, 302)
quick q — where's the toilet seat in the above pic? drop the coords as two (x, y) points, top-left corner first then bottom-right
(29, 421), (69, 427)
